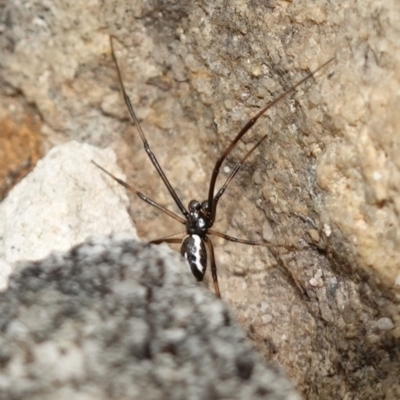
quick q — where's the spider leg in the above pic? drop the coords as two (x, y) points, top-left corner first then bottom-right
(110, 36), (189, 218)
(150, 231), (185, 244)
(210, 133), (268, 225)
(92, 161), (185, 225)
(204, 237), (221, 298)
(209, 229), (296, 249)
(150, 237), (183, 245)
(206, 57), (334, 222)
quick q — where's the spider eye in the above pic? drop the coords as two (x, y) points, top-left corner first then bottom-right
(188, 200), (201, 212)
(201, 200), (209, 211)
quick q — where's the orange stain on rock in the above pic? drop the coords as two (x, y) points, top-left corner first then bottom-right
(0, 113), (42, 200)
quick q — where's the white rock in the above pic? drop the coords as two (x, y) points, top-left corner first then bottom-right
(0, 141), (137, 289)
(375, 317), (395, 331)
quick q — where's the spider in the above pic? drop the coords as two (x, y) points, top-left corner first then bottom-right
(93, 36), (333, 298)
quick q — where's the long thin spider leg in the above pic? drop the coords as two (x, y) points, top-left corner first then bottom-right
(203, 237), (221, 298)
(150, 237), (183, 245)
(208, 229), (296, 249)
(206, 57), (334, 220)
(210, 133), (268, 225)
(92, 160), (186, 225)
(110, 36), (189, 218)
(149, 231), (186, 244)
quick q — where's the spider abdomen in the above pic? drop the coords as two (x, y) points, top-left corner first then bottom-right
(181, 235), (207, 281)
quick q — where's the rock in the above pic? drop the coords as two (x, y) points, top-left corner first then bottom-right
(0, 235), (301, 400)
(1, 1), (400, 398)
(0, 142), (137, 289)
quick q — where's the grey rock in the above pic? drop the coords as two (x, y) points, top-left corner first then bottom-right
(0, 235), (301, 400)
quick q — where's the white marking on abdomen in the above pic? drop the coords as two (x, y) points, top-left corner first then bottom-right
(181, 234), (206, 280)
(191, 234), (204, 274)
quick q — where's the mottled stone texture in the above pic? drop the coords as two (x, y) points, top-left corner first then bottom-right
(0, 141), (137, 289)
(0, 236), (301, 400)
(1, 0), (400, 398)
